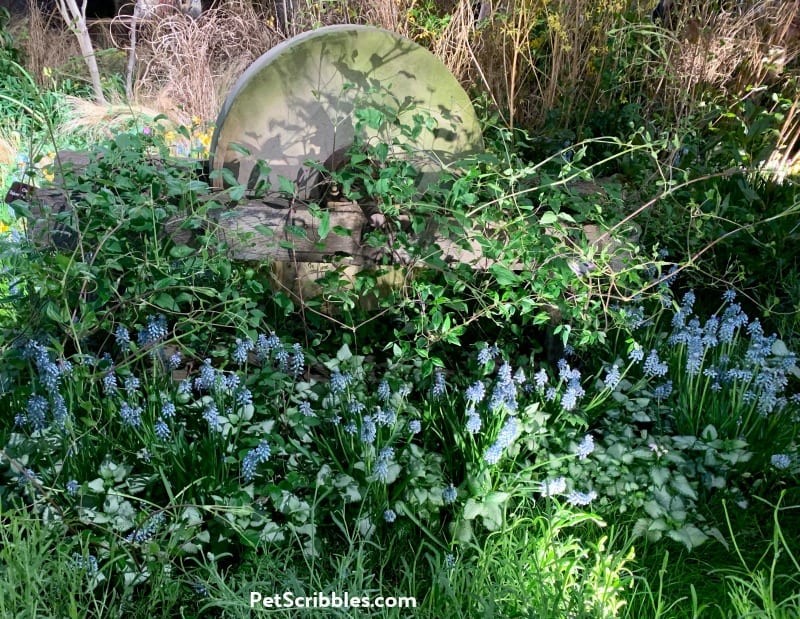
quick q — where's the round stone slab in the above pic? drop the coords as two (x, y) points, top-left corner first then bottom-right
(209, 25), (483, 199)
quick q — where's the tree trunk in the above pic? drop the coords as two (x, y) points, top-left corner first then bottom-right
(55, 0), (107, 105)
(125, 0), (142, 100)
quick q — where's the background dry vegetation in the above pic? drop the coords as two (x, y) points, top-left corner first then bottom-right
(6, 0), (800, 145)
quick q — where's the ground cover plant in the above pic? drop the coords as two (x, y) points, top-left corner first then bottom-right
(1, 0), (799, 616)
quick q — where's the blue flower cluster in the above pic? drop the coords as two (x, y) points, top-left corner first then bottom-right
(575, 434), (594, 460)
(154, 417), (170, 440)
(604, 364), (621, 390)
(255, 333), (304, 377)
(115, 325), (131, 352)
(72, 553), (99, 576)
(477, 344), (499, 366)
(103, 368), (118, 395)
(372, 446), (394, 483)
(330, 370), (353, 396)
(556, 359), (585, 412)
(232, 338), (254, 365)
(770, 453), (791, 470)
(125, 512), (166, 543)
(643, 349), (668, 378)
(17, 467), (39, 489)
(566, 489), (597, 506)
(539, 477), (566, 497)
(483, 416), (518, 465)
(119, 401), (143, 428)
(168, 351), (182, 370)
(203, 402), (222, 433)
(432, 370), (446, 400)
(124, 376), (140, 398)
(188, 356), (258, 427)
(361, 415), (377, 444)
(657, 289), (798, 416)
(137, 315), (168, 350)
(489, 363), (518, 413)
(17, 340), (73, 431)
(242, 440), (272, 483)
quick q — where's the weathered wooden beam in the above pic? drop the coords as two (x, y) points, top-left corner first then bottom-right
(215, 201), (368, 264)
(5, 180), (515, 269)
(4, 150), (636, 273)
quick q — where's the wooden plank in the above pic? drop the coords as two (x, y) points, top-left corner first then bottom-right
(215, 202), (368, 264)
(6, 183), (510, 268)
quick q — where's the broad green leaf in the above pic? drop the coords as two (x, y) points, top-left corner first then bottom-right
(540, 211), (558, 225)
(336, 344), (353, 362)
(87, 478), (105, 493)
(318, 210), (330, 240)
(671, 474), (698, 500)
(650, 467), (670, 486)
(229, 142), (251, 156)
(484, 491), (510, 507)
(644, 500), (665, 519)
(44, 301), (68, 324)
(667, 525), (708, 550)
(229, 184), (245, 201)
(772, 339), (790, 356)
(489, 263), (520, 286)
(278, 175), (296, 195)
(463, 498), (484, 520)
(153, 292), (178, 311)
(481, 503), (503, 530)
(169, 244), (195, 258)
(286, 225), (308, 239)
(453, 519), (473, 543)
(700, 424), (718, 441)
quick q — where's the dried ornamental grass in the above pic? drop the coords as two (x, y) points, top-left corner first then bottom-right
(126, 0), (282, 122)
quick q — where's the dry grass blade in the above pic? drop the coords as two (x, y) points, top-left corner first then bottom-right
(56, 95), (179, 139)
(127, 0), (282, 122)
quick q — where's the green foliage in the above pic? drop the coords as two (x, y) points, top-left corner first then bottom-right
(634, 93), (800, 330)
(1, 127), (259, 361)
(300, 100), (664, 361)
